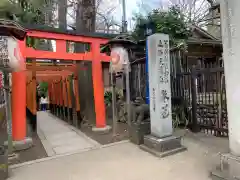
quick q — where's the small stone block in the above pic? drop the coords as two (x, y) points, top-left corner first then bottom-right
(140, 135), (186, 158)
(129, 122), (150, 145)
(92, 125), (112, 134)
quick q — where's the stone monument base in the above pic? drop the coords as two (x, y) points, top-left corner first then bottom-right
(140, 135), (186, 158)
(4, 137), (33, 151)
(211, 153), (240, 180)
(129, 121), (150, 145)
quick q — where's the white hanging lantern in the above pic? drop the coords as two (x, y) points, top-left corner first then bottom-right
(109, 46), (130, 73)
(0, 36), (25, 72)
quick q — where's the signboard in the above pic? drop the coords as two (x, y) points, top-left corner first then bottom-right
(109, 46), (130, 73)
(0, 36), (25, 72)
(147, 33), (172, 138)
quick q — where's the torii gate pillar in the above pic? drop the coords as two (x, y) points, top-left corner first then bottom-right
(11, 40), (32, 150)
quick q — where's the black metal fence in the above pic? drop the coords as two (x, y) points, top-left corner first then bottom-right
(130, 61), (147, 100)
(171, 50), (228, 137)
(128, 46), (228, 137)
(192, 67), (227, 136)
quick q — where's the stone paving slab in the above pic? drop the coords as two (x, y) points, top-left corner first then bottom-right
(53, 143), (93, 155)
(37, 112), (100, 157)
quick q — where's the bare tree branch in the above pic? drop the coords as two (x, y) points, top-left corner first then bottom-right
(166, 0), (213, 26)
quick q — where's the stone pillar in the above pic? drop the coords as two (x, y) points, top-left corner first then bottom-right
(219, 0), (240, 156)
(148, 34), (172, 138)
(211, 1), (240, 179)
(140, 33), (186, 157)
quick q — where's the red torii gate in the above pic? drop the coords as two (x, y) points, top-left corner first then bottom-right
(13, 26), (112, 141)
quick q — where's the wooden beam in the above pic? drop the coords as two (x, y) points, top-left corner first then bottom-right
(26, 62), (76, 66)
(27, 30), (110, 44)
(36, 75), (63, 82)
(25, 48), (93, 61)
(27, 65), (78, 71)
(25, 47), (110, 62)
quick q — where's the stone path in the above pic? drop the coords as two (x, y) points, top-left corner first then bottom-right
(37, 111), (100, 156)
(9, 138), (220, 180)
(8, 114), (228, 180)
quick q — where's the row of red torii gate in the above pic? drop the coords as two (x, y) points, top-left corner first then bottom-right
(11, 25), (114, 142)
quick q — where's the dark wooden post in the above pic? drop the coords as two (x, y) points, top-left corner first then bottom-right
(191, 68), (199, 132)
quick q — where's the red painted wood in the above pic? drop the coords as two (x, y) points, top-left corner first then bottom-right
(27, 30), (109, 44)
(12, 40), (26, 141)
(92, 43), (106, 128)
(12, 71), (26, 141)
(25, 47), (110, 62)
(25, 48), (93, 61)
(56, 39), (66, 53)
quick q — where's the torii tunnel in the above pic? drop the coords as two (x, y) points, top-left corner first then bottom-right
(13, 26), (112, 142)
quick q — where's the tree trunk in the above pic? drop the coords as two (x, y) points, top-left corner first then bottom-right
(45, 0), (54, 26)
(45, 0), (55, 51)
(58, 0), (67, 30)
(75, 0), (97, 125)
(76, 0), (96, 33)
